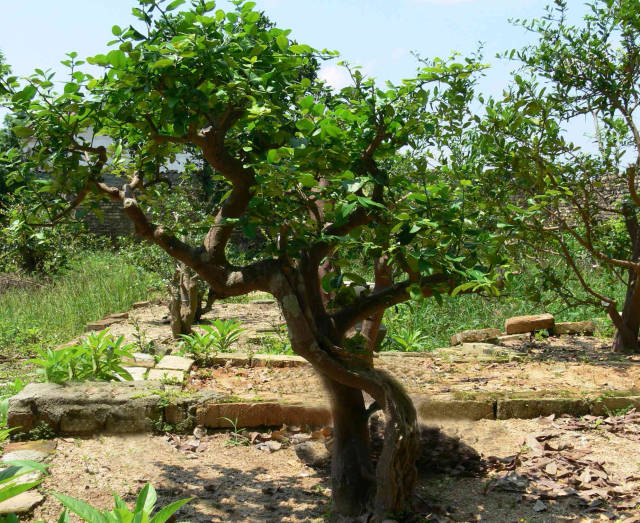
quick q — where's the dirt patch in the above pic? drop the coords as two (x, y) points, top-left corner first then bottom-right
(72, 300), (640, 404)
(29, 413), (640, 522)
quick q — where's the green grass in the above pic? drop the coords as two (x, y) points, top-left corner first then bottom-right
(0, 251), (162, 359)
(382, 268), (624, 352)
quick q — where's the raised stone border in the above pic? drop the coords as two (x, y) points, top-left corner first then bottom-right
(7, 382), (640, 437)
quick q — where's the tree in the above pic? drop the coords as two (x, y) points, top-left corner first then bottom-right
(480, 0), (640, 353)
(0, 1), (497, 518)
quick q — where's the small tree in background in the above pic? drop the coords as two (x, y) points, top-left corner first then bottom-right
(481, 0), (640, 353)
(0, 1), (499, 518)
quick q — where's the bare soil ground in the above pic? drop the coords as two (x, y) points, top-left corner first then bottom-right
(29, 413), (640, 522)
(14, 299), (640, 521)
(91, 300), (640, 403)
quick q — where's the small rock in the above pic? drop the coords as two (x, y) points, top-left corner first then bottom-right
(533, 500), (547, 512)
(132, 301), (150, 309)
(294, 441), (331, 467)
(107, 312), (129, 320)
(193, 426), (206, 439)
(0, 491), (44, 514)
(291, 434), (311, 444)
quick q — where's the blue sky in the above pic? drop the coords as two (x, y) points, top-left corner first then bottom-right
(0, 0), (593, 142)
(0, 1), (590, 89)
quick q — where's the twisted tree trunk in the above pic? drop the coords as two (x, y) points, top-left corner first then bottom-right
(274, 270), (420, 521)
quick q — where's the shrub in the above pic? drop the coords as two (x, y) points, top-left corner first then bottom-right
(179, 319), (246, 363)
(29, 330), (133, 384)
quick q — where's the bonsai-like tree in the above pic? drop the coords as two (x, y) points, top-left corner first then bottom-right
(0, 1), (496, 518)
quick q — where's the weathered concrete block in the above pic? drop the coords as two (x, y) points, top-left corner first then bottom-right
(498, 334), (530, 344)
(209, 353), (251, 367)
(122, 367), (148, 381)
(553, 321), (595, 336)
(590, 396), (640, 416)
(505, 314), (554, 335)
(122, 353), (156, 368)
(85, 317), (121, 332)
(251, 354), (308, 368)
(107, 312), (129, 320)
(196, 401), (331, 428)
(147, 369), (185, 383)
(7, 382), (164, 435)
(497, 397), (590, 419)
(450, 328), (501, 346)
(132, 301), (150, 309)
(415, 395), (495, 421)
(156, 355), (194, 372)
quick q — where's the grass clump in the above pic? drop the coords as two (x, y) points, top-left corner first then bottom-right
(0, 251), (162, 357)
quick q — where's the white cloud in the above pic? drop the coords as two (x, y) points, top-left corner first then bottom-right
(318, 64), (353, 91)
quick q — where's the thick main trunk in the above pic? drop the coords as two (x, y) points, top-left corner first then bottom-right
(273, 270), (420, 521)
(612, 270), (640, 353)
(324, 378), (375, 519)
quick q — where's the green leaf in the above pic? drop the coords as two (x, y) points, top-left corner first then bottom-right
(57, 510), (71, 523)
(134, 483), (157, 516)
(64, 82), (80, 94)
(267, 149), (279, 164)
(276, 34), (288, 51)
(112, 25), (122, 36)
(289, 44), (312, 54)
(107, 50), (127, 68)
(295, 119), (314, 134)
(149, 498), (192, 523)
(0, 481), (43, 504)
(244, 11), (260, 23)
(151, 58), (174, 69)
(166, 0), (186, 11)
(12, 126), (34, 138)
(53, 493), (109, 523)
(299, 95), (315, 111)
(298, 173), (316, 187)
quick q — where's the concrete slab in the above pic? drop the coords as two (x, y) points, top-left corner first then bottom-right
(156, 355), (194, 372)
(147, 369), (185, 383)
(122, 353), (156, 368)
(122, 367), (148, 381)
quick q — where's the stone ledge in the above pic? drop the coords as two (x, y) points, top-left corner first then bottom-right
(251, 354), (307, 368)
(196, 401), (331, 428)
(8, 382), (640, 437)
(496, 397), (590, 419)
(415, 395), (495, 420)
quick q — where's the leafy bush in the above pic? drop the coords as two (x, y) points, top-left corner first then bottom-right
(54, 482), (191, 523)
(388, 326), (431, 353)
(29, 330), (133, 384)
(179, 319), (246, 362)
